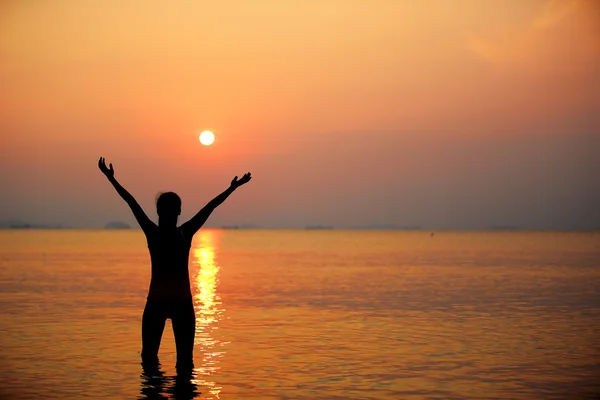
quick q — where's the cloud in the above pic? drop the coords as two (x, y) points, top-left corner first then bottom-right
(532, 0), (580, 29)
(466, 0), (600, 74)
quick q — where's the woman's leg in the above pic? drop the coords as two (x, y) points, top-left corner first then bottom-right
(171, 300), (196, 370)
(141, 300), (167, 364)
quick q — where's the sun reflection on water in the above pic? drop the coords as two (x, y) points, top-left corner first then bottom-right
(191, 230), (226, 399)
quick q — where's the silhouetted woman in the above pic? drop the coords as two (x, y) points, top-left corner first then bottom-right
(98, 157), (251, 369)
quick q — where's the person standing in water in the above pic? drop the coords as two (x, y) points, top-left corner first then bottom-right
(98, 157), (251, 369)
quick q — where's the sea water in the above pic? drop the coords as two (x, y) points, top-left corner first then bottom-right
(1, 230), (599, 399)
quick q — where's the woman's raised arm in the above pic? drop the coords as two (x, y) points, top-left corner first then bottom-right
(98, 157), (156, 233)
(181, 172), (252, 238)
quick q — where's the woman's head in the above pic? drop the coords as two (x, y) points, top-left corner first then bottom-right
(156, 192), (181, 220)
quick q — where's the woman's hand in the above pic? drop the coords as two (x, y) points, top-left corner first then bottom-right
(231, 172), (252, 188)
(98, 157), (115, 179)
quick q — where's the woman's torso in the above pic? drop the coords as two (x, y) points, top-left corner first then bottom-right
(145, 226), (192, 301)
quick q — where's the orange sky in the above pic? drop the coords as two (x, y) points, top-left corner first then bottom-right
(1, 0), (599, 228)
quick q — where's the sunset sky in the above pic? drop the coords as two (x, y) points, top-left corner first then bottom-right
(1, 0), (599, 229)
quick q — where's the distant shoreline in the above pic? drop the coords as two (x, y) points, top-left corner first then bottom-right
(1, 227), (599, 232)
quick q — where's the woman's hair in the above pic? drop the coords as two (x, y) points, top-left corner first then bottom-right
(156, 192), (181, 217)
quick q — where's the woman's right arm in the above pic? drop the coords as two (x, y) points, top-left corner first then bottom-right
(98, 157), (156, 233)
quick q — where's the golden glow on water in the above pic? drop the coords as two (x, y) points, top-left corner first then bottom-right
(191, 230), (224, 398)
(196, 247), (218, 325)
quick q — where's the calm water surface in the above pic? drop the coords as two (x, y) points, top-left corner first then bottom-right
(0, 230), (599, 399)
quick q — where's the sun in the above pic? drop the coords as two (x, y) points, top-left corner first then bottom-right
(199, 130), (215, 146)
